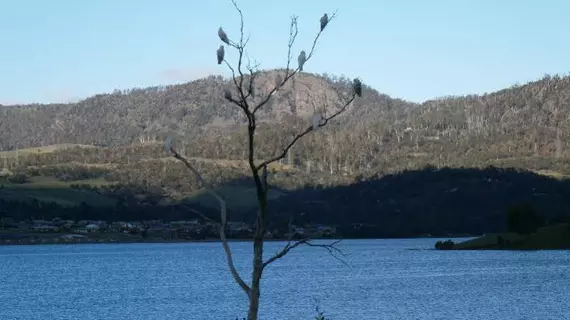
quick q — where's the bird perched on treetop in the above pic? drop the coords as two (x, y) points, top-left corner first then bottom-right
(298, 51), (306, 71)
(218, 27), (230, 45)
(217, 45), (225, 65)
(353, 78), (362, 97)
(320, 13), (329, 31)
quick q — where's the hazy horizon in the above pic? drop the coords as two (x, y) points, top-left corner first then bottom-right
(1, 69), (569, 107)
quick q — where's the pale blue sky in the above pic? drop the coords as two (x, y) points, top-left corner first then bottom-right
(0, 0), (568, 105)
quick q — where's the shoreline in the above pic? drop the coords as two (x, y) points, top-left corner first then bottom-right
(0, 236), (338, 247)
(0, 234), (478, 247)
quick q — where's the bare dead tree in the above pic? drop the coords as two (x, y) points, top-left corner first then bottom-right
(166, 1), (361, 319)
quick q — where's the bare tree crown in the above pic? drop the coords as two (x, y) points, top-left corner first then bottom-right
(166, 1), (361, 318)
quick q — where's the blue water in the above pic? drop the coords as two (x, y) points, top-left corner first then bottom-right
(0, 239), (569, 320)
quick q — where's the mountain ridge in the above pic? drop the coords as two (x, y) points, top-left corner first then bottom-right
(0, 70), (408, 149)
(2, 71), (570, 181)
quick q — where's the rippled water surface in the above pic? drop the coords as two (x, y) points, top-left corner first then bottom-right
(1, 239), (569, 319)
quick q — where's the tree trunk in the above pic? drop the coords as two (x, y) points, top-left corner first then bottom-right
(247, 168), (267, 320)
(247, 233), (264, 320)
(247, 188), (266, 320)
(246, 118), (267, 320)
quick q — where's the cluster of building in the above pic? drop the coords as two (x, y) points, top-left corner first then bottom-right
(0, 217), (337, 245)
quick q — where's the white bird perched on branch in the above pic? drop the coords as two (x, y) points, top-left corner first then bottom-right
(218, 27), (230, 45)
(298, 51), (306, 71)
(217, 45), (225, 65)
(353, 78), (362, 97)
(164, 135), (173, 153)
(320, 13), (329, 31)
(274, 74), (283, 89)
(311, 113), (324, 130)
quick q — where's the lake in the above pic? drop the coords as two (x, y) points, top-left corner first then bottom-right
(0, 238), (569, 319)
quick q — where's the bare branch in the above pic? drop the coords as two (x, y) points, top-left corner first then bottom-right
(285, 16), (300, 75)
(231, 0), (248, 99)
(244, 59), (261, 101)
(261, 217), (295, 269)
(262, 238), (348, 270)
(223, 61), (249, 111)
(223, 8), (339, 116)
(252, 11), (338, 114)
(222, 0), (251, 111)
(231, 0), (245, 46)
(262, 239), (307, 269)
(169, 147), (251, 296)
(305, 239), (349, 267)
(262, 217), (347, 270)
(255, 93), (356, 170)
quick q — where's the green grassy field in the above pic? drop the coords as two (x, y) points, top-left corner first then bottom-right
(0, 174), (283, 210)
(453, 223), (570, 250)
(1, 172), (286, 210)
(0, 176), (116, 207)
(510, 223), (570, 249)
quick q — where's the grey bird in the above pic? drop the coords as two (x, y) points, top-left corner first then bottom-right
(274, 74), (283, 88)
(217, 45), (225, 64)
(320, 13), (329, 31)
(223, 88), (232, 100)
(297, 51), (306, 71)
(353, 78), (362, 97)
(311, 113), (323, 130)
(218, 27), (230, 45)
(164, 135), (172, 153)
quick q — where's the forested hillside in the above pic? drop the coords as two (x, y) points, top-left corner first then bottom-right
(1, 71), (570, 236)
(2, 72), (570, 171)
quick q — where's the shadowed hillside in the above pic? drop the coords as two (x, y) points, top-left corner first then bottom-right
(2, 166), (569, 238)
(262, 166), (570, 237)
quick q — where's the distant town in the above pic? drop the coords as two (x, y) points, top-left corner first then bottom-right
(0, 217), (337, 245)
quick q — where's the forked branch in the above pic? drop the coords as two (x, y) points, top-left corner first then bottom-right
(221, 3), (338, 117)
(169, 147), (251, 296)
(255, 92), (356, 171)
(263, 238), (347, 270)
(223, 0), (251, 106)
(252, 11), (338, 114)
(262, 218), (348, 270)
